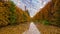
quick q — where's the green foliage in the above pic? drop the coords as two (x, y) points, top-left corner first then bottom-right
(42, 20), (50, 25)
(8, 1), (17, 25)
(33, 19), (50, 25)
(9, 14), (16, 25)
(9, 1), (15, 13)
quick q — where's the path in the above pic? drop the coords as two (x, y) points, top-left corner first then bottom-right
(0, 22), (60, 34)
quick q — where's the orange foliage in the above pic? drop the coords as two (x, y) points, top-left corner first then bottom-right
(0, 1), (31, 27)
(33, 0), (60, 25)
(15, 6), (31, 23)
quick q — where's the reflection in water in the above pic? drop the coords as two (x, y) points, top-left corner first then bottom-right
(23, 22), (40, 34)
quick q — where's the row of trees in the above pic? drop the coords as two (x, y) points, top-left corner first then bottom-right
(33, 0), (60, 26)
(0, 1), (17, 26)
(15, 7), (31, 24)
(0, 1), (31, 27)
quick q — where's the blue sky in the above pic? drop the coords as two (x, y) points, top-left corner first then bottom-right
(11, 0), (51, 17)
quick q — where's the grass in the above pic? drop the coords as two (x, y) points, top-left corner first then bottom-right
(33, 19), (51, 25)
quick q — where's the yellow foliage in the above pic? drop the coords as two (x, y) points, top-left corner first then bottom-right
(15, 7), (31, 23)
(33, 0), (60, 26)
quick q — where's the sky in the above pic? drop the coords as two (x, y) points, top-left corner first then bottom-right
(11, 0), (51, 17)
